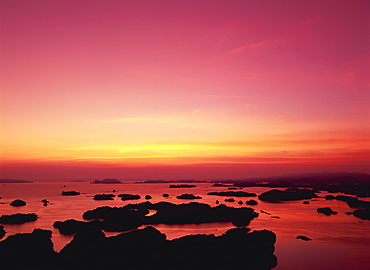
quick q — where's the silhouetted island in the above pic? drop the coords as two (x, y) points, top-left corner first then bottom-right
(0, 225), (5, 238)
(169, 184), (196, 188)
(207, 191), (257, 197)
(92, 178), (122, 184)
(296, 235), (312, 241)
(10, 199), (26, 206)
(93, 194), (115, 200)
(117, 194), (141, 200)
(0, 213), (38, 224)
(61, 191), (80, 196)
(0, 178), (33, 183)
(258, 188), (317, 202)
(176, 194), (202, 199)
(317, 207), (337, 216)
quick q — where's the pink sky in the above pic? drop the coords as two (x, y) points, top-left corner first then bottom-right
(1, 0), (369, 180)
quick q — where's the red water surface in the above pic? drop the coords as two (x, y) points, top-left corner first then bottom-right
(1, 182), (369, 270)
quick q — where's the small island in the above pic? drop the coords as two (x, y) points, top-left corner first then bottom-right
(92, 178), (122, 184)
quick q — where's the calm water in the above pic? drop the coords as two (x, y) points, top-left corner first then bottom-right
(1, 181), (369, 270)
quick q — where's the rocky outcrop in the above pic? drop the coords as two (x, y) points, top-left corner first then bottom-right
(10, 199), (26, 206)
(246, 199), (258, 205)
(0, 213), (38, 224)
(296, 235), (312, 241)
(258, 189), (318, 202)
(353, 209), (370, 220)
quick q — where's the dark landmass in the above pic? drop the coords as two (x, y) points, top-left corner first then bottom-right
(0, 178), (33, 183)
(176, 194), (202, 199)
(258, 189), (318, 202)
(53, 219), (102, 235)
(317, 207), (338, 216)
(61, 191), (80, 196)
(92, 178), (122, 184)
(0, 213), (38, 224)
(138, 179), (208, 184)
(0, 229), (56, 269)
(118, 194), (141, 200)
(169, 184), (196, 188)
(326, 195), (370, 209)
(0, 226), (277, 270)
(162, 193), (170, 197)
(296, 235), (312, 241)
(93, 194), (115, 200)
(145, 195), (152, 199)
(352, 209), (370, 220)
(10, 199), (26, 206)
(208, 191), (257, 197)
(0, 225), (5, 238)
(225, 198), (235, 202)
(246, 199), (258, 205)
(212, 183), (232, 187)
(80, 202), (258, 232)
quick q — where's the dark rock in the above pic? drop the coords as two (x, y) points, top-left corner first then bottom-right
(145, 195), (152, 199)
(0, 225), (5, 238)
(0, 229), (56, 269)
(61, 191), (80, 196)
(92, 178), (122, 184)
(303, 200), (310, 204)
(176, 194), (202, 199)
(334, 195), (370, 209)
(207, 191), (257, 197)
(317, 207), (338, 216)
(238, 200), (243, 205)
(10, 199), (26, 206)
(296, 235), (312, 241)
(118, 194), (141, 200)
(0, 213), (38, 224)
(162, 193), (170, 198)
(246, 199), (258, 205)
(93, 194), (115, 200)
(169, 184), (196, 188)
(325, 195), (335, 200)
(225, 198), (235, 202)
(215, 200), (219, 204)
(271, 216), (280, 219)
(258, 188), (318, 202)
(353, 209), (370, 220)
(212, 183), (231, 187)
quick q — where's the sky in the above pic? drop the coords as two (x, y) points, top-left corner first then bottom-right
(0, 0), (369, 181)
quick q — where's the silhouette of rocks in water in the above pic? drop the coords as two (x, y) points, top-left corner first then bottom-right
(246, 199), (258, 205)
(296, 235), (312, 241)
(145, 195), (152, 199)
(225, 198), (235, 202)
(303, 200), (310, 204)
(57, 226), (277, 270)
(53, 219), (102, 235)
(118, 194), (141, 200)
(93, 194), (115, 200)
(0, 225), (5, 238)
(42, 199), (49, 206)
(176, 194), (202, 199)
(61, 191), (80, 196)
(10, 199), (26, 206)
(82, 202), (258, 229)
(0, 213), (38, 224)
(353, 209), (370, 220)
(317, 207), (338, 216)
(169, 184), (196, 188)
(207, 191), (257, 197)
(258, 188), (318, 202)
(327, 195), (370, 209)
(162, 193), (170, 198)
(92, 178), (122, 184)
(0, 229), (57, 269)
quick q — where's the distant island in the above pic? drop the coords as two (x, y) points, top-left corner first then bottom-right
(91, 178), (122, 184)
(137, 179), (208, 184)
(0, 179), (33, 183)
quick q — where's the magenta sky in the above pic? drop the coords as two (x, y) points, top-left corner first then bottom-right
(1, 0), (369, 180)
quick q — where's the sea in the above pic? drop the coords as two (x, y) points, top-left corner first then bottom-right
(1, 181), (369, 270)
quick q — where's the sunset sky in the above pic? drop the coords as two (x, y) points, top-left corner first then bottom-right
(1, 0), (369, 180)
